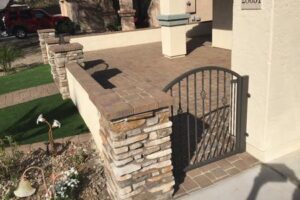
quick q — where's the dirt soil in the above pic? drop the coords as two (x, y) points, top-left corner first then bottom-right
(0, 139), (111, 200)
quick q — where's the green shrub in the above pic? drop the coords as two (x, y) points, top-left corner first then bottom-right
(0, 44), (23, 73)
(56, 20), (77, 35)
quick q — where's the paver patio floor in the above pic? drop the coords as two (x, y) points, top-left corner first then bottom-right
(84, 36), (231, 91)
(82, 36), (260, 198)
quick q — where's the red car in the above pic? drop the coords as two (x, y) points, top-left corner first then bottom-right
(2, 7), (72, 39)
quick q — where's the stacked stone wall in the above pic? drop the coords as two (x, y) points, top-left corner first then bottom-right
(37, 29), (56, 64)
(100, 109), (174, 200)
(49, 43), (84, 99)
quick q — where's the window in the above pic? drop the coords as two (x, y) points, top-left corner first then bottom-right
(33, 10), (46, 19)
(20, 10), (32, 19)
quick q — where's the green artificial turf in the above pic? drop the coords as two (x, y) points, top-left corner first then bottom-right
(0, 94), (89, 145)
(0, 64), (53, 95)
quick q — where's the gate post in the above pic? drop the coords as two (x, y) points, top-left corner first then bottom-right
(237, 76), (249, 152)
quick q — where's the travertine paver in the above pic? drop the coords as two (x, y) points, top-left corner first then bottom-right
(0, 83), (59, 109)
(84, 36), (231, 91)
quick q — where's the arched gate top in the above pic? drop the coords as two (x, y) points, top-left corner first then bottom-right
(163, 66), (242, 92)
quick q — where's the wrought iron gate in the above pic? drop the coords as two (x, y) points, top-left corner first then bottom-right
(164, 66), (249, 171)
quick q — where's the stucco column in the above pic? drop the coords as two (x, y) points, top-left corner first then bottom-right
(232, 0), (300, 162)
(118, 0), (136, 31)
(59, 0), (67, 16)
(158, 0), (189, 59)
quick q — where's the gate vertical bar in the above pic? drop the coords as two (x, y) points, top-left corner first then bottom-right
(236, 75), (249, 153)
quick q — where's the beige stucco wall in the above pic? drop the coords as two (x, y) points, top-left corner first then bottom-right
(71, 22), (212, 52)
(196, 0), (213, 22)
(70, 28), (161, 52)
(232, 0), (300, 161)
(212, 0), (233, 50)
(67, 68), (102, 151)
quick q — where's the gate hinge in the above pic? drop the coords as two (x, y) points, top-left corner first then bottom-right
(246, 132), (249, 137)
(247, 93), (251, 98)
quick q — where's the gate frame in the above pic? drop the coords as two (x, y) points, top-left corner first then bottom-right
(163, 66), (249, 171)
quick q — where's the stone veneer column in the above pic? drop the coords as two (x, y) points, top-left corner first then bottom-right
(45, 37), (70, 82)
(157, 0), (189, 58)
(100, 108), (174, 200)
(37, 29), (56, 64)
(49, 43), (84, 99)
(118, 0), (136, 31)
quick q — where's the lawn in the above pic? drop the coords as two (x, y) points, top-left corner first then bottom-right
(0, 94), (89, 145)
(0, 64), (53, 95)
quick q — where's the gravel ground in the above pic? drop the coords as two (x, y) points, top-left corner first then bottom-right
(0, 139), (111, 200)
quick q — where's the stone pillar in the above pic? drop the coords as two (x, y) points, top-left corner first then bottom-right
(100, 108), (175, 200)
(157, 0), (189, 59)
(49, 43), (84, 99)
(118, 0), (136, 31)
(45, 37), (70, 81)
(148, 0), (161, 27)
(37, 29), (56, 64)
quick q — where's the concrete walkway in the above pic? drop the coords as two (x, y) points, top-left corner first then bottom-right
(0, 83), (59, 109)
(179, 150), (300, 200)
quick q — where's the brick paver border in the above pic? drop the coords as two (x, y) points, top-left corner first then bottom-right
(174, 152), (260, 198)
(0, 83), (59, 109)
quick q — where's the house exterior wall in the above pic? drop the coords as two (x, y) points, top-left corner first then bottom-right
(232, 0), (300, 161)
(212, 0), (233, 50)
(59, 0), (117, 33)
(196, 0), (213, 22)
(70, 22), (212, 52)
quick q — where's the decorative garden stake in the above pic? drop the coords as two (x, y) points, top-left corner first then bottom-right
(14, 166), (49, 198)
(37, 114), (61, 155)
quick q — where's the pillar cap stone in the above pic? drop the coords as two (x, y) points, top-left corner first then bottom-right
(49, 43), (83, 53)
(118, 9), (136, 17)
(37, 29), (55, 34)
(157, 14), (190, 27)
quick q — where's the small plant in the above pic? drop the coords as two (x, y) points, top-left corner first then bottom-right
(54, 168), (80, 200)
(0, 136), (23, 198)
(0, 136), (23, 180)
(56, 20), (76, 35)
(0, 44), (23, 73)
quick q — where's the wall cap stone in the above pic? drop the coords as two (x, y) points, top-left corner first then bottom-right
(49, 43), (83, 53)
(66, 63), (174, 121)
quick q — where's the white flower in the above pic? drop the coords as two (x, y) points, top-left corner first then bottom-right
(52, 120), (61, 128)
(36, 114), (45, 124)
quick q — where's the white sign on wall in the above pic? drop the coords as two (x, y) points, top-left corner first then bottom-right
(242, 0), (262, 10)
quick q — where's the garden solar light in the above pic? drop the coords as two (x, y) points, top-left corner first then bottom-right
(52, 120), (61, 128)
(36, 114), (45, 124)
(14, 167), (49, 198)
(14, 178), (36, 198)
(36, 114), (61, 155)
